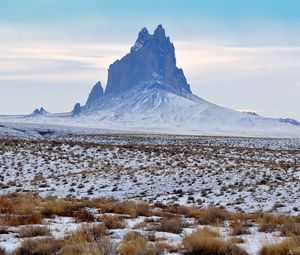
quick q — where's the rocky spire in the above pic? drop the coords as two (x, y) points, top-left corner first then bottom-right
(86, 81), (104, 106)
(72, 103), (81, 116)
(104, 25), (191, 95)
(31, 107), (48, 117)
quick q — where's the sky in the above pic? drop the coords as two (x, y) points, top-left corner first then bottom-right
(0, 0), (300, 119)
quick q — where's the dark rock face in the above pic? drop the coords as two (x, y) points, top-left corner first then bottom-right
(31, 107), (48, 117)
(279, 118), (300, 126)
(86, 81), (104, 106)
(105, 25), (191, 95)
(72, 103), (81, 116)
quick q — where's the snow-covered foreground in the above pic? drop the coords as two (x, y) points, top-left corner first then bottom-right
(0, 134), (299, 254)
(0, 134), (299, 215)
(0, 194), (297, 255)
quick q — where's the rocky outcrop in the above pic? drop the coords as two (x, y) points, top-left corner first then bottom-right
(104, 25), (191, 96)
(72, 103), (81, 116)
(86, 81), (104, 106)
(31, 107), (48, 117)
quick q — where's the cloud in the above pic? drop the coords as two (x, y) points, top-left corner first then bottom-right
(0, 41), (130, 83)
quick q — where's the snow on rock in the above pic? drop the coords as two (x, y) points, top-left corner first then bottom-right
(72, 103), (81, 116)
(0, 25), (299, 137)
(86, 81), (104, 107)
(77, 25), (300, 137)
(104, 24), (191, 96)
(31, 107), (48, 118)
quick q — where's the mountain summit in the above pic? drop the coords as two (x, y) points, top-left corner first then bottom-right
(70, 25), (300, 137)
(104, 24), (191, 96)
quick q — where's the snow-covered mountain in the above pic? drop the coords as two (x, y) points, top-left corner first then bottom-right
(72, 24), (299, 136)
(1, 24), (299, 137)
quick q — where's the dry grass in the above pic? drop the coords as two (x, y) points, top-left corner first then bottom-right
(168, 206), (231, 225)
(41, 199), (84, 218)
(280, 218), (300, 237)
(154, 217), (185, 234)
(18, 225), (51, 238)
(119, 232), (162, 255)
(155, 242), (179, 253)
(0, 193), (42, 215)
(231, 237), (245, 244)
(67, 224), (108, 243)
(58, 238), (117, 255)
(74, 208), (95, 222)
(4, 212), (42, 226)
(257, 213), (300, 237)
(101, 201), (152, 218)
(0, 193), (299, 255)
(230, 221), (250, 236)
(182, 228), (248, 255)
(14, 237), (62, 255)
(260, 238), (300, 255)
(98, 215), (125, 229)
(258, 213), (286, 233)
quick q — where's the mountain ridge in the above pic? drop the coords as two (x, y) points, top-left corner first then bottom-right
(2, 24), (299, 138)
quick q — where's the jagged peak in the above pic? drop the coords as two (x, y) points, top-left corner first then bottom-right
(154, 24), (166, 39)
(138, 27), (149, 38)
(72, 103), (81, 116)
(104, 25), (191, 96)
(86, 81), (104, 106)
(131, 25), (171, 52)
(31, 107), (48, 117)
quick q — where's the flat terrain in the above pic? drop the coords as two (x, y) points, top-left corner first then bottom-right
(0, 134), (300, 254)
(0, 134), (299, 215)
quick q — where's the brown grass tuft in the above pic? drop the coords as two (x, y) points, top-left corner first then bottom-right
(258, 214), (285, 233)
(14, 237), (62, 255)
(120, 232), (162, 255)
(98, 215), (125, 229)
(67, 224), (108, 243)
(182, 228), (248, 255)
(260, 238), (300, 255)
(230, 221), (250, 236)
(18, 225), (51, 238)
(59, 238), (117, 255)
(155, 217), (185, 234)
(4, 212), (42, 226)
(74, 208), (95, 222)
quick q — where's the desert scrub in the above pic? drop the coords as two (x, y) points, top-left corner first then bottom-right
(14, 238), (62, 255)
(260, 237), (300, 255)
(58, 237), (117, 255)
(18, 225), (51, 238)
(98, 215), (125, 229)
(154, 217), (185, 234)
(230, 221), (250, 236)
(182, 228), (248, 255)
(67, 224), (108, 243)
(119, 232), (162, 255)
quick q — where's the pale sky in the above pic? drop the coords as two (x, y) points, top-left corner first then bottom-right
(0, 0), (300, 120)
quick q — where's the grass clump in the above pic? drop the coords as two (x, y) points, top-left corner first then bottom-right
(18, 225), (51, 238)
(58, 238), (117, 255)
(182, 228), (248, 255)
(119, 232), (162, 255)
(155, 217), (185, 234)
(98, 215), (125, 229)
(230, 221), (250, 236)
(260, 238), (300, 255)
(14, 238), (62, 255)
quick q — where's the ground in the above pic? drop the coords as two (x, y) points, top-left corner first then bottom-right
(0, 134), (299, 255)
